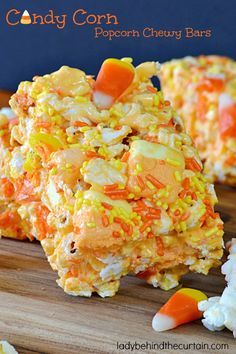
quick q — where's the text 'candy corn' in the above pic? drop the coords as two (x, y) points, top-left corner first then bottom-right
(93, 58), (135, 109)
(152, 288), (207, 332)
(20, 10), (31, 25)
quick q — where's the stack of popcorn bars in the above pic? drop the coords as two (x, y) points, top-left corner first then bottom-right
(0, 59), (224, 297)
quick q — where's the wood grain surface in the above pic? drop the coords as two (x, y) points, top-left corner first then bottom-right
(0, 94), (235, 353)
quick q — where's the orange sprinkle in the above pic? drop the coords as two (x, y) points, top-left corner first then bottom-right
(102, 215), (109, 227)
(132, 207), (144, 213)
(179, 190), (187, 199)
(191, 192), (197, 201)
(185, 158), (202, 172)
(136, 175), (145, 190)
(217, 224), (224, 230)
(104, 183), (118, 191)
(73, 121), (89, 127)
(145, 214), (161, 220)
(137, 200), (147, 209)
(147, 232), (154, 239)
(114, 217), (122, 224)
(127, 224), (133, 236)
(145, 174), (165, 189)
(35, 121), (52, 129)
(181, 211), (191, 221)
(104, 189), (128, 199)
(132, 218), (139, 226)
(164, 100), (171, 106)
(159, 160), (165, 165)
(140, 220), (152, 233)
(144, 136), (158, 143)
(149, 207), (161, 216)
(174, 209), (181, 216)
(86, 150), (98, 159)
(147, 85), (157, 93)
(156, 236), (164, 256)
(182, 177), (190, 190)
(112, 231), (121, 238)
(101, 202), (113, 210)
(203, 198), (211, 206)
(121, 222), (130, 233)
(121, 151), (130, 162)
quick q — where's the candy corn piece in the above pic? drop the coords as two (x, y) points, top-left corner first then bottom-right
(93, 58), (135, 109)
(152, 288), (207, 332)
(0, 341), (18, 354)
(20, 10), (31, 25)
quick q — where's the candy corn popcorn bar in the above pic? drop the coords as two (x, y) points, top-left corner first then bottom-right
(4, 58), (223, 297)
(160, 56), (236, 185)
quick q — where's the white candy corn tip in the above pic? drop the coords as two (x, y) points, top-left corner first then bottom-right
(0, 341), (18, 354)
(152, 313), (175, 332)
(22, 10), (30, 17)
(93, 91), (114, 109)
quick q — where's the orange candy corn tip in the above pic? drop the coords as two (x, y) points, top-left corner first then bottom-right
(152, 288), (207, 332)
(93, 58), (135, 109)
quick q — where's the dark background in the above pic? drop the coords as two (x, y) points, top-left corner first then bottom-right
(0, 0), (235, 91)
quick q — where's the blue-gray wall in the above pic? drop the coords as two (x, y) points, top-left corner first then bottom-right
(0, 0), (235, 90)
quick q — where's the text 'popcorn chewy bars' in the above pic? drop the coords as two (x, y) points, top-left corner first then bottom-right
(1, 58), (223, 297)
(160, 55), (236, 185)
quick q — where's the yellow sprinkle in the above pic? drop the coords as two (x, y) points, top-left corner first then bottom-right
(64, 204), (74, 212)
(175, 141), (182, 147)
(205, 227), (218, 237)
(0, 130), (6, 137)
(174, 171), (182, 182)
(134, 185), (141, 193)
(153, 94), (160, 106)
(51, 167), (58, 175)
(75, 96), (88, 102)
(66, 163), (72, 168)
(128, 193), (135, 199)
(80, 126), (91, 132)
(166, 158), (181, 167)
(146, 181), (155, 190)
(86, 222), (96, 228)
(48, 107), (54, 116)
(131, 136), (140, 141)
(66, 136), (74, 143)
(180, 221), (187, 232)
(156, 201), (162, 207)
(149, 124), (157, 132)
(136, 163), (143, 173)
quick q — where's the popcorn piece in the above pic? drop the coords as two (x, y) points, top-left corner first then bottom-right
(198, 238), (236, 337)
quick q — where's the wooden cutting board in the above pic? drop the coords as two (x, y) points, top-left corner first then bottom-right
(0, 94), (236, 353)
